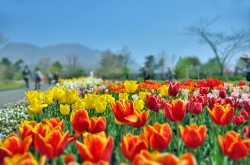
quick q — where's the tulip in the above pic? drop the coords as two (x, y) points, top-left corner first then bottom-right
(110, 100), (137, 124)
(244, 100), (250, 112)
(129, 109), (149, 128)
(218, 131), (249, 160)
(75, 132), (113, 163)
(199, 87), (209, 95)
(138, 92), (149, 101)
(168, 81), (181, 97)
(208, 97), (222, 110)
(234, 99), (243, 109)
(134, 99), (144, 111)
(28, 98), (48, 114)
(233, 115), (244, 125)
(120, 134), (148, 161)
(239, 81), (247, 86)
(194, 94), (207, 107)
(189, 101), (203, 115)
(0, 133), (32, 164)
(64, 89), (79, 104)
(158, 85), (169, 96)
(72, 99), (86, 110)
(179, 124), (206, 149)
(146, 94), (163, 112)
(53, 87), (65, 102)
(18, 121), (50, 147)
(242, 126), (250, 138)
(70, 109), (89, 134)
(43, 117), (64, 130)
(88, 116), (106, 134)
(3, 152), (46, 165)
(224, 97), (235, 107)
(132, 150), (197, 165)
(62, 154), (75, 164)
(43, 92), (54, 105)
(124, 80), (138, 93)
(34, 127), (70, 159)
(144, 122), (172, 150)
(82, 160), (109, 165)
(60, 104), (71, 115)
(163, 99), (187, 122)
(85, 94), (98, 109)
(231, 92), (240, 99)
(219, 88), (227, 98)
(95, 101), (107, 113)
(206, 103), (234, 126)
(119, 92), (129, 101)
(238, 110), (249, 121)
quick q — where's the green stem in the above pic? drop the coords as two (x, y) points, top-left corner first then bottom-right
(176, 122), (180, 156)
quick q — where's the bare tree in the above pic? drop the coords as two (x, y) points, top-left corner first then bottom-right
(37, 57), (51, 74)
(184, 18), (250, 75)
(118, 46), (134, 79)
(66, 54), (81, 75)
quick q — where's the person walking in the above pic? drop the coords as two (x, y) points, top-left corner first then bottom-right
(34, 67), (42, 90)
(47, 71), (53, 85)
(54, 71), (59, 84)
(22, 65), (31, 89)
(142, 65), (150, 82)
(167, 66), (174, 82)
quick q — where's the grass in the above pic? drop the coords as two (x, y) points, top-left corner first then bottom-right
(0, 81), (25, 90)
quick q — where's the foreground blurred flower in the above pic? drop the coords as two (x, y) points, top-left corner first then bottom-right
(62, 154), (75, 164)
(163, 99), (187, 122)
(179, 124), (206, 149)
(144, 122), (172, 150)
(168, 81), (181, 97)
(81, 160), (109, 165)
(43, 117), (64, 130)
(88, 116), (106, 134)
(110, 100), (137, 124)
(146, 94), (163, 112)
(124, 80), (138, 93)
(206, 103), (234, 126)
(60, 104), (71, 115)
(34, 127), (71, 159)
(120, 133), (148, 161)
(132, 150), (197, 165)
(0, 133), (32, 164)
(218, 131), (250, 160)
(75, 132), (113, 163)
(3, 152), (46, 165)
(70, 109), (89, 134)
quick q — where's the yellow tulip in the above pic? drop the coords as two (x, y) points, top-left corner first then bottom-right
(28, 98), (48, 114)
(139, 92), (149, 101)
(52, 87), (65, 102)
(85, 94), (98, 109)
(72, 99), (86, 110)
(95, 101), (107, 113)
(105, 94), (115, 103)
(158, 85), (169, 96)
(60, 104), (71, 115)
(124, 80), (138, 93)
(65, 89), (79, 104)
(119, 93), (129, 101)
(25, 90), (39, 103)
(43, 93), (53, 105)
(134, 99), (144, 111)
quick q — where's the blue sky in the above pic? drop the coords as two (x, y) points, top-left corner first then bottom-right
(0, 0), (249, 69)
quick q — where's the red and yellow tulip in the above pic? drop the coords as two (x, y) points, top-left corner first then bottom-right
(129, 109), (149, 128)
(70, 109), (89, 134)
(163, 99), (187, 122)
(88, 116), (106, 134)
(179, 124), (206, 149)
(144, 122), (172, 150)
(75, 132), (113, 163)
(3, 152), (46, 165)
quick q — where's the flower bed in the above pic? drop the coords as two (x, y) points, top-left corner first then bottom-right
(0, 78), (250, 165)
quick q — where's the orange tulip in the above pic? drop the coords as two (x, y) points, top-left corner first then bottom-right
(43, 117), (64, 130)
(110, 100), (137, 124)
(179, 124), (206, 149)
(75, 132), (113, 163)
(18, 121), (50, 147)
(34, 127), (70, 159)
(129, 109), (149, 128)
(163, 99), (187, 122)
(3, 152), (46, 165)
(206, 103), (234, 126)
(218, 131), (250, 160)
(70, 109), (89, 134)
(132, 150), (197, 165)
(120, 133), (148, 161)
(144, 122), (172, 150)
(88, 116), (107, 134)
(62, 154), (75, 164)
(81, 160), (109, 165)
(0, 133), (32, 164)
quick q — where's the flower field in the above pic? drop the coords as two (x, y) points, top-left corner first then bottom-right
(1, 77), (250, 165)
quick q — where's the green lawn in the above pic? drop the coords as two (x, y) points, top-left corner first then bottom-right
(0, 82), (25, 90)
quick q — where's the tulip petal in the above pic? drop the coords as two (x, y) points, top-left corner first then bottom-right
(182, 129), (202, 149)
(0, 148), (12, 164)
(221, 107), (234, 125)
(157, 153), (178, 164)
(227, 141), (248, 160)
(124, 115), (138, 123)
(179, 152), (197, 165)
(35, 133), (54, 158)
(75, 140), (94, 162)
(21, 135), (32, 153)
(55, 131), (70, 157)
(150, 133), (169, 150)
(101, 137), (113, 162)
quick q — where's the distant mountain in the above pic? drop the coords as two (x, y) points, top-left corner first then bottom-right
(0, 42), (101, 71)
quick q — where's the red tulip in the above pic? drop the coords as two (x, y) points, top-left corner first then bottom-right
(88, 116), (106, 134)
(144, 122), (172, 150)
(206, 103), (234, 126)
(234, 99), (243, 109)
(224, 97), (235, 107)
(208, 97), (222, 110)
(194, 94), (207, 107)
(219, 89), (227, 98)
(244, 100), (250, 112)
(110, 99), (137, 124)
(179, 124), (206, 149)
(218, 131), (249, 160)
(242, 126), (250, 139)
(163, 99), (187, 122)
(43, 117), (64, 130)
(145, 94), (163, 112)
(189, 101), (203, 115)
(199, 87), (209, 95)
(168, 81), (181, 97)
(75, 132), (113, 163)
(120, 134), (148, 161)
(129, 109), (149, 128)
(233, 115), (244, 125)
(70, 109), (89, 134)
(239, 110), (249, 121)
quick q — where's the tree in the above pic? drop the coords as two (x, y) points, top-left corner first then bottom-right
(50, 61), (63, 74)
(118, 46), (134, 79)
(96, 49), (123, 79)
(66, 54), (83, 76)
(37, 57), (51, 74)
(184, 18), (250, 75)
(13, 59), (24, 71)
